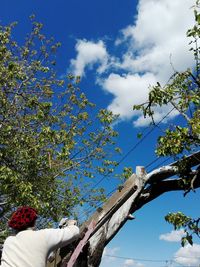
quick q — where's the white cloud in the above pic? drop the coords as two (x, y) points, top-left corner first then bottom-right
(70, 39), (108, 76)
(174, 243), (200, 266)
(101, 73), (178, 126)
(102, 246), (120, 263)
(102, 247), (145, 267)
(70, 0), (196, 126)
(102, 72), (157, 120)
(124, 259), (135, 266)
(103, 246), (120, 256)
(136, 264), (145, 267)
(123, 259), (145, 267)
(104, 0), (195, 126)
(117, 0), (194, 82)
(159, 229), (185, 242)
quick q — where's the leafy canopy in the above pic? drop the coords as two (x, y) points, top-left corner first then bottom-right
(133, 1), (200, 245)
(0, 16), (126, 230)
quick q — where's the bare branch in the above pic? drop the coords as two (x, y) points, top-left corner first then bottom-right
(132, 170), (200, 213)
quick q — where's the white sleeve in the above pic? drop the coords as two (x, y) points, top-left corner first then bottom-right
(44, 225), (80, 252)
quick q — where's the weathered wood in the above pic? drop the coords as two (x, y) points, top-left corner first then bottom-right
(82, 174), (138, 227)
(47, 174), (140, 267)
(83, 174), (138, 236)
(147, 150), (200, 183)
(66, 221), (96, 267)
(51, 174), (146, 267)
(49, 150), (200, 267)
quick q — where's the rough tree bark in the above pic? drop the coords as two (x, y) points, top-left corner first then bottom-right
(47, 151), (200, 267)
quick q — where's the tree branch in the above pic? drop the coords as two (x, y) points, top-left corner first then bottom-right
(131, 170), (200, 213)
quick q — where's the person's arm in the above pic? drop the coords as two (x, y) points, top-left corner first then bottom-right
(44, 220), (80, 252)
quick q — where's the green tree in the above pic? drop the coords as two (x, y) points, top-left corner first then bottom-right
(0, 16), (122, 233)
(133, 1), (200, 246)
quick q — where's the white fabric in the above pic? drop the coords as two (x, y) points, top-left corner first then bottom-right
(1, 225), (79, 267)
(58, 217), (69, 228)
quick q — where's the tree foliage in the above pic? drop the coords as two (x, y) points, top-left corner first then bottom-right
(165, 212), (200, 247)
(0, 16), (122, 233)
(133, 1), (200, 246)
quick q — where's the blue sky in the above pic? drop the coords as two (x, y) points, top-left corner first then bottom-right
(1, 0), (200, 266)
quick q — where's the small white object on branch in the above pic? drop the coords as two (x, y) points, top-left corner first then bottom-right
(136, 166), (147, 177)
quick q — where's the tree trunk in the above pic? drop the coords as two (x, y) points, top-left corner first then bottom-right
(47, 151), (200, 267)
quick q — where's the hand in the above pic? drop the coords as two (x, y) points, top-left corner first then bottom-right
(59, 217), (68, 228)
(67, 219), (77, 226)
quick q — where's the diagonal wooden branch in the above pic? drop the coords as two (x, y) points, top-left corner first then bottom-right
(132, 170), (200, 213)
(48, 151), (200, 267)
(146, 150), (200, 183)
